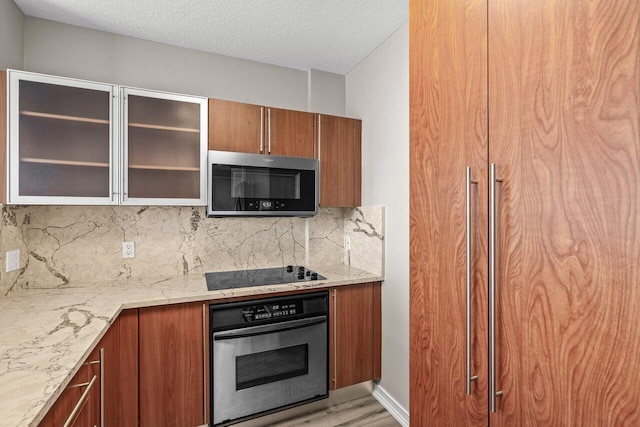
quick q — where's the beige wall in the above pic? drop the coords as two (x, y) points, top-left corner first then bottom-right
(346, 22), (409, 412)
(0, 0), (24, 70)
(308, 68), (345, 116)
(23, 17), (315, 110)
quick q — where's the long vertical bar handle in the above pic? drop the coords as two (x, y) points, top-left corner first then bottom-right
(267, 108), (272, 154)
(465, 167), (479, 395)
(259, 107), (264, 153)
(332, 288), (337, 388)
(489, 163), (504, 412)
(99, 348), (104, 427)
(202, 304), (208, 424)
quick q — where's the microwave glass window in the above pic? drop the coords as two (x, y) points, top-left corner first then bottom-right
(235, 344), (309, 390)
(230, 169), (301, 199)
(211, 164), (316, 212)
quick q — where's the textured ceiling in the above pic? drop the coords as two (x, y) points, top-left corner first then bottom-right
(14, 0), (408, 75)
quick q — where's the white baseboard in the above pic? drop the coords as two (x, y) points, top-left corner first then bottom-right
(372, 383), (409, 427)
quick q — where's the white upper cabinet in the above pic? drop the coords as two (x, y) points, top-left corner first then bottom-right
(8, 70), (118, 204)
(6, 71), (208, 206)
(121, 88), (207, 206)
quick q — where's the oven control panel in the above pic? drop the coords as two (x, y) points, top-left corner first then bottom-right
(242, 300), (303, 322)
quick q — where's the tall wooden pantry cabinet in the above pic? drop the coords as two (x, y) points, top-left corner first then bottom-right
(410, 0), (640, 426)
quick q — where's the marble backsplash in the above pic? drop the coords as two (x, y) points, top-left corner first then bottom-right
(0, 205), (384, 296)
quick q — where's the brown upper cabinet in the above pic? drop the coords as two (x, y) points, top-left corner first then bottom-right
(317, 114), (362, 207)
(208, 98), (263, 154)
(267, 107), (315, 158)
(208, 98), (315, 158)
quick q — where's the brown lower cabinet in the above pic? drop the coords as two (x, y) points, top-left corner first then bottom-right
(39, 326), (107, 426)
(39, 347), (100, 427)
(40, 285), (380, 426)
(139, 302), (206, 427)
(330, 282), (382, 390)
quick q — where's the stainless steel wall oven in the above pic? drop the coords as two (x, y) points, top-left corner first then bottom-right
(210, 292), (329, 426)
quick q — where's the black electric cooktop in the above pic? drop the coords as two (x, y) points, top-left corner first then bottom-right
(205, 265), (326, 291)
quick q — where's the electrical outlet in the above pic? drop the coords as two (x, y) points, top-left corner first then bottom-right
(123, 242), (135, 259)
(344, 236), (351, 250)
(6, 250), (20, 272)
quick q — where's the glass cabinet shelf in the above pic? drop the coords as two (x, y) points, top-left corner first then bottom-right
(20, 110), (110, 125)
(128, 122), (200, 133)
(20, 158), (110, 168)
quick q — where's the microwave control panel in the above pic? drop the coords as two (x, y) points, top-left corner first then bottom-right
(242, 301), (304, 322)
(246, 200), (288, 211)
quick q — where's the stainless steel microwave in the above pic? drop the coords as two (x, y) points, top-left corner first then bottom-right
(207, 150), (319, 217)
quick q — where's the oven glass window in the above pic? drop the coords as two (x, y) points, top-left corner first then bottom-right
(236, 344), (308, 390)
(211, 165), (316, 212)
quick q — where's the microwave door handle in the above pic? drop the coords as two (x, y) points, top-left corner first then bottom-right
(213, 316), (327, 341)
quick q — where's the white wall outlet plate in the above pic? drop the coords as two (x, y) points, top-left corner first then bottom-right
(344, 236), (351, 250)
(123, 242), (135, 259)
(6, 250), (20, 272)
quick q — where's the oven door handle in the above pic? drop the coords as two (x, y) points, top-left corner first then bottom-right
(213, 316), (327, 341)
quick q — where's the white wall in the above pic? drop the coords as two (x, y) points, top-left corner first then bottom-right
(23, 17), (317, 111)
(346, 22), (409, 411)
(0, 0), (24, 70)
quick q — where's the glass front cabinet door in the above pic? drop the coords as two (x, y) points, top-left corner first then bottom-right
(7, 71), (208, 206)
(121, 88), (208, 205)
(8, 71), (118, 204)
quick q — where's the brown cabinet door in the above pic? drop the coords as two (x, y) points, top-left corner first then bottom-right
(330, 283), (381, 390)
(115, 309), (139, 427)
(488, 0), (640, 425)
(409, 0), (489, 425)
(39, 351), (99, 427)
(266, 107), (315, 158)
(99, 309), (139, 427)
(139, 303), (204, 427)
(318, 115), (362, 207)
(208, 98), (263, 154)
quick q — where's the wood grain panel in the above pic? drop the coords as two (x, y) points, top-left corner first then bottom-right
(118, 309), (139, 426)
(329, 288), (336, 390)
(203, 303), (210, 425)
(86, 346), (102, 427)
(208, 98), (262, 153)
(139, 303), (204, 427)
(318, 115), (361, 207)
(409, 0), (489, 425)
(267, 108), (315, 158)
(0, 71), (7, 203)
(39, 362), (90, 427)
(99, 316), (120, 427)
(353, 120), (362, 207)
(489, 0), (640, 425)
(372, 282), (382, 379)
(334, 283), (376, 389)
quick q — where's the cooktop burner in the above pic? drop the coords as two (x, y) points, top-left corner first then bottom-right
(205, 265), (326, 291)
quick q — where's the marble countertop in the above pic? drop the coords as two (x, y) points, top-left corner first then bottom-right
(0, 264), (382, 427)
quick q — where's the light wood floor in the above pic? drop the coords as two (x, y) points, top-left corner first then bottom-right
(270, 396), (400, 427)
